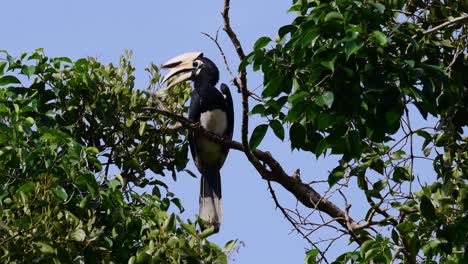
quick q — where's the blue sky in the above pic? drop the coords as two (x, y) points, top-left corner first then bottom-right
(2, 1), (312, 262)
(2, 1), (445, 263)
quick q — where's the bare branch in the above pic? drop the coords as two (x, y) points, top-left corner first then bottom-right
(423, 13), (468, 35)
(222, 0), (268, 180)
(201, 31), (236, 80)
(201, 31), (264, 103)
(143, 106), (367, 245)
(267, 181), (329, 263)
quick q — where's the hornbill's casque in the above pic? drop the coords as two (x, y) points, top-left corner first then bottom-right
(161, 52), (234, 231)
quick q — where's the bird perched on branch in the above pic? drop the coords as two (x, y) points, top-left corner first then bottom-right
(161, 52), (234, 231)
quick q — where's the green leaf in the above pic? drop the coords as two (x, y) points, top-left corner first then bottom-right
(86, 147), (99, 155)
(52, 186), (68, 201)
(396, 222), (416, 233)
(278, 25), (297, 40)
(364, 247), (380, 261)
(163, 213), (176, 232)
(250, 104), (266, 116)
(360, 240), (374, 257)
(315, 138), (328, 157)
(324, 11), (343, 22)
(269, 120), (285, 141)
(328, 167), (345, 187)
(390, 150), (405, 160)
(305, 249), (318, 264)
(391, 229), (400, 244)
(385, 111), (401, 127)
(262, 76), (283, 97)
(0, 75), (21, 86)
(322, 91), (334, 108)
(371, 31), (387, 46)
(420, 195), (436, 220)
(345, 40), (364, 59)
(22, 65), (36, 77)
(136, 246), (150, 263)
(393, 166), (411, 182)
(346, 130), (362, 158)
(249, 124), (268, 150)
(167, 236), (179, 247)
(416, 129), (432, 149)
(181, 223), (197, 236)
(224, 239), (237, 252)
(125, 117), (133, 127)
(238, 52), (255, 71)
(17, 182), (35, 193)
(75, 173), (99, 197)
(54, 56), (73, 64)
(0, 61), (6, 75)
(138, 121), (146, 136)
(370, 2), (385, 14)
(171, 198), (184, 213)
(320, 57), (336, 72)
(290, 123), (306, 150)
(24, 117), (35, 126)
(0, 134), (9, 144)
(289, 91), (307, 105)
(254, 37), (272, 51)
(71, 228), (86, 242)
(35, 242), (55, 254)
(0, 103), (8, 113)
(200, 226), (215, 239)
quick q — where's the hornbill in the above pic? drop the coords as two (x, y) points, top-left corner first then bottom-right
(161, 52), (234, 231)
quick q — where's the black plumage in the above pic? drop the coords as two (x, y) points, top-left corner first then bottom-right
(162, 53), (233, 231)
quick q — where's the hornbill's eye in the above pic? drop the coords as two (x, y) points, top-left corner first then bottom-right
(192, 61), (199, 68)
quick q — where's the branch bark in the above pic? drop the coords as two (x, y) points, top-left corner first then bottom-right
(220, 0), (366, 245)
(221, 0), (269, 180)
(147, 0), (373, 251)
(423, 12), (468, 35)
(143, 106), (366, 245)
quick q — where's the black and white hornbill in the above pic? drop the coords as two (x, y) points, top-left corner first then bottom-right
(161, 52), (234, 231)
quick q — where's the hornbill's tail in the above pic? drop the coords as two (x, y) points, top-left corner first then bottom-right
(199, 164), (222, 231)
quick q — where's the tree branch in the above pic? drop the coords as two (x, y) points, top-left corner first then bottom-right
(201, 30), (236, 81)
(219, 0), (366, 246)
(267, 181), (329, 264)
(143, 106), (366, 245)
(221, 0), (269, 180)
(423, 12), (468, 35)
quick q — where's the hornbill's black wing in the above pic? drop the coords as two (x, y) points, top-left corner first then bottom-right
(187, 91), (201, 172)
(220, 83), (234, 165)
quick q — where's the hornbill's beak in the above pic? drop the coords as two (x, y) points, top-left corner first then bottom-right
(161, 51), (203, 88)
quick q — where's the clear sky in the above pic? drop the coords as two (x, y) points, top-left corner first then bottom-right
(1, 1), (442, 263)
(2, 1), (307, 262)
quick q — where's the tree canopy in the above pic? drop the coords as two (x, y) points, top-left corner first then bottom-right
(0, 50), (234, 263)
(244, 0), (467, 262)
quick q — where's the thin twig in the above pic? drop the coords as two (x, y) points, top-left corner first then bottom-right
(143, 105), (365, 245)
(201, 31), (236, 79)
(201, 31), (264, 103)
(267, 181), (329, 264)
(423, 13), (468, 35)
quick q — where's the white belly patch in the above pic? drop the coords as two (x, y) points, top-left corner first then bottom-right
(197, 109), (227, 164)
(199, 109), (227, 135)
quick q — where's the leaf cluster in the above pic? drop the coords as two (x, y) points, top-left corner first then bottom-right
(0, 49), (233, 263)
(245, 0), (467, 262)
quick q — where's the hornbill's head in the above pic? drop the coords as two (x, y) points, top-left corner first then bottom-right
(161, 52), (219, 88)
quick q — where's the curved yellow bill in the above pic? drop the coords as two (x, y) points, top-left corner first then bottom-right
(161, 51), (203, 88)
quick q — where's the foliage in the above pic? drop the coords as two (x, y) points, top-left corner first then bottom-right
(246, 0), (467, 263)
(0, 49), (232, 263)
